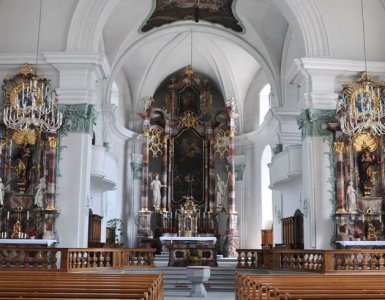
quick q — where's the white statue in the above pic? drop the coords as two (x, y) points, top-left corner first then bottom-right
(216, 174), (226, 208)
(0, 178), (7, 207)
(346, 180), (357, 212)
(35, 177), (46, 208)
(150, 174), (162, 210)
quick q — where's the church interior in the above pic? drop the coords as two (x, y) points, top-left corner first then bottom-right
(0, 0), (385, 299)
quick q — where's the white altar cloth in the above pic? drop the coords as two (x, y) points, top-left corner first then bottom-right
(0, 239), (58, 247)
(160, 236), (216, 245)
(336, 241), (385, 247)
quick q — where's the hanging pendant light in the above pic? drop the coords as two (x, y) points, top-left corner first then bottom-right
(336, 0), (385, 136)
(2, 0), (63, 133)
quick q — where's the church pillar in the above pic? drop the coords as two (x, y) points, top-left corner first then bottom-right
(334, 142), (346, 213)
(297, 109), (335, 249)
(57, 103), (97, 247)
(224, 101), (239, 257)
(209, 136), (216, 212)
(45, 136), (58, 210)
(160, 136), (168, 212)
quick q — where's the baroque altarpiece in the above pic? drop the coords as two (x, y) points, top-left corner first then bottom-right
(0, 65), (59, 242)
(137, 66), (239, 256)
(333, 74), (385, 243)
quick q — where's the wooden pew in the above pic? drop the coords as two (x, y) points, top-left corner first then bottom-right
(236, 273), (385, 300)
(0, 271), (163, 300)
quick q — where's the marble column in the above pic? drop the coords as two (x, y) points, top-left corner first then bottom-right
(334, 142), (346, 213)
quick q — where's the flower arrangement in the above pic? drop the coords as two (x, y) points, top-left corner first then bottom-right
(353, 230), (362, 239)
(162, 226), (177, 234)
(186, 249), (202, 265)
(28, 229), (38, 238)
(199, 227), (213, 234)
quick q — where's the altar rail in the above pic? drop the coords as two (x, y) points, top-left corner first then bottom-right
(0, 247), (156, 271)
(236, 248), (385, 273)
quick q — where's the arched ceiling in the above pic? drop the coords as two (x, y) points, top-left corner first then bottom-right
(101, 0), (290, 134)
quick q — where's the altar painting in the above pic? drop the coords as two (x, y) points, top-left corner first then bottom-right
(172, 128), (205, 205)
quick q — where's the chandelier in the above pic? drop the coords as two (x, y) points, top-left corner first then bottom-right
(2, 64), (63, 133)
(337, 72), (385, 136)
(336, 0), (385, 136)
(2, 0), (62, 133)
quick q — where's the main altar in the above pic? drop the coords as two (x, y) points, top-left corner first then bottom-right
(135, 66), (240, 258)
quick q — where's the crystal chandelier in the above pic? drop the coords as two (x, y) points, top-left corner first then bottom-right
(336, 0), (385, 136)
(2, 64), (63, 133)
(337, 72), (385, 136)
(2, 0), (62, 133)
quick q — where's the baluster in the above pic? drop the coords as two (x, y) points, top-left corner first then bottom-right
(362, 254), (369, 270)
(99, 252), (105, 267)
(335, 255), (343, 270)
(344, 254), (351, 270)
(250, 250), (256, 268)
(353, 254), (359, 270)
(379, 254), (385, 270)
(236, 250), (243, 268)
(105, 251), (112, 267)
(370, 253), (377, 270)
(41, 250), (48, 269)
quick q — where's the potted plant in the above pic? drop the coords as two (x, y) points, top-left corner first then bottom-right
(106, 218), (123, 245)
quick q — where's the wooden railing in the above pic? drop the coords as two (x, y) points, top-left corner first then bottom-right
(236, 248), (385, 273)
(0, 247), (156, 272)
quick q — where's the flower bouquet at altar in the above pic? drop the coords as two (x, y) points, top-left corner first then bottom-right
(162, 226), (177, 237)
(28, 229), (38, 239)
(186, 249), (202, 266)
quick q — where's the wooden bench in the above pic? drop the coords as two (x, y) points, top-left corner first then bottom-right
(236, 273), (385, 300)
(0, 271), (163, 300)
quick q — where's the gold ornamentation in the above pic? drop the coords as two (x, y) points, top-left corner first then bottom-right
(147, 127), (164, 157)
(0, 139), (6, 147)
(213, 128), (229, 158)
(11, 129), (38, 145)
(19, 64), (35, 76)
(352, 132), (378, 152)
(48, 136), (57, 148)
(178, 112), (200, 129)
(333, 142), (345, 154)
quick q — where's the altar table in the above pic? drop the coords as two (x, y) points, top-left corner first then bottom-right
(160, 236), (218, 267)
(0, 239), (58, 247)
(335, 241), (385, 248)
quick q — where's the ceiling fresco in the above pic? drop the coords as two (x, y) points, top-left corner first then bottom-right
(141, 0), (243, 32)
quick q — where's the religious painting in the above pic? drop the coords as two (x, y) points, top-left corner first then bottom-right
(141, 0), (243, 33)
(172, 128), (205, 205)
(177, 85), (200, 115)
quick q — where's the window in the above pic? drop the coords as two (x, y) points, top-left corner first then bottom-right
(259, 84), (271, 125)
(261, 145), (272, 229)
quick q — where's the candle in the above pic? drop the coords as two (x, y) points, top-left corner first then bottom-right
(7, 211), (9, 220)
(27, 211), (29, 221)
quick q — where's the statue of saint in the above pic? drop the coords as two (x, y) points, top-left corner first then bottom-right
(346, 180), (357, 212)
(150, 174), (162, 210)
(0, 178), (8, 207)
(216, 174), (226, 208)
(358, 143), (377, 196)
(34, 177), (46, 208)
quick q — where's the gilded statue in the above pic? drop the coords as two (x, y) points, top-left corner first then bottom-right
(358, 142), (377, 196)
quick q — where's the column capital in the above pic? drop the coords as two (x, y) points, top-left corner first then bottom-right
(59, 103), (97, 135)
(297, 109), (335, 140)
